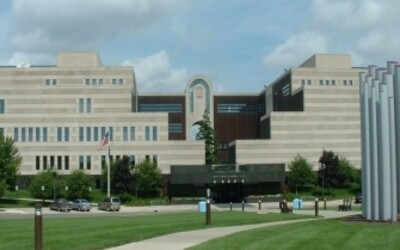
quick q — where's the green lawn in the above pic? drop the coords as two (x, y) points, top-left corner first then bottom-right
(189, 218), (400, 250)
(0, 211), (311, 250)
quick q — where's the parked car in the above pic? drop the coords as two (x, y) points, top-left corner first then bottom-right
(50, 198), (72, 212)
(98, 197), (121, 212)
(72, 198), (91, 212)
(355, 192), (362, 203)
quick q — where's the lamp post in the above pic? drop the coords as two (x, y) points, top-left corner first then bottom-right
(41, 186), (45, 204)
(135, 166), (138, 198)
(34, 203), (43, 250)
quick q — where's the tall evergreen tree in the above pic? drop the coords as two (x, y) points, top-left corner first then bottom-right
(196, 111), (219, 165)
(318, 149), (339, 191)
(0, 135), (22, 196)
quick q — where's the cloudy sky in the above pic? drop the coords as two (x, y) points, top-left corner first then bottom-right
(1, 0), (400, 93)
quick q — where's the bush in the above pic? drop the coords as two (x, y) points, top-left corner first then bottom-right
(311, 187), (333, 198)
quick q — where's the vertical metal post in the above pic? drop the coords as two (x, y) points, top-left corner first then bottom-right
(324, 198), (327, 210)
(34, 203), (43, 250)
(206, 198), (211, 225)
(242, 200), (244, 212)
(314, 198), (319, 217)
(258, 200), (261, 211)
(230, 202), (232, 211)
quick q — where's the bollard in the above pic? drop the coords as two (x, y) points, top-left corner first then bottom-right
(230, 202), (232, 211)
(206, 199), (211, 225)
(258, 200), (261, 211)
(34, 202), (43, 250)
(314, 197), (319, 217)
(324, 197), (327, 210)
(242, 200), (245, 212)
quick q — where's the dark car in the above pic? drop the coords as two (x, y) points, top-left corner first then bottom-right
(72, 198), (91, 212)
(355, 192), (362, 203)
(98, 197), (121, 212)
(50, 198), (72, 212)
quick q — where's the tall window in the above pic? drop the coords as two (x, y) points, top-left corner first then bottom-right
(21, 127), (26, 142)
(109, 127), (114, 141)
(28, 127), (33, 141)
(50, 156), (55, 168)
(36, 127), (41, 142)
(57, 127), (62, 142)
(64, 156), (69, 170)
(43, 127), (48, 142)
(57, 156), (62, 170)
(0, 99), (4, 113)
(86, 98), (91, 113)
(65, 127), (70, 142)
(79, 155), (84, 169)
(94, 127), (99, 141)
(145, 126), (150, 141)
(86, 127), (91, 141)
(152, 126), (157, 141)
(43, 156), (47, 169)
(79, 98), (84, 113)
(36, 156), (40, 170)
(86, 156), (91, 170)
(79, 127), (84, 141)
(0, 128), (4, 136)
(14, 127), (18, 142)
(123, 126), (128, 141)
(130, 155), (136, 166)
(130, 127), (135, 141)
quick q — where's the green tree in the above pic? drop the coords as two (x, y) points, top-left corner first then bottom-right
(136, 159), (162, 197)
(0, 135), (22, 196)
(66, 169), (93, 200)
(337, 156), (357, 185)
(112, 155), (134, 194)
(196, 111), (219, 165)
(318, 149), (339, 191)
(29, 170), (65, 201)
(287, 154), (315, 194)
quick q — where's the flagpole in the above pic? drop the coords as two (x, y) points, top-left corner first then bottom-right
(107, 143), (111, 197)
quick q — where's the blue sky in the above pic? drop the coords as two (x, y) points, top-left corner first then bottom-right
(1, 0), (400, 93)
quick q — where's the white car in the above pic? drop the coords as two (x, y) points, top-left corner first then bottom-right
(71, 198), (91, 212)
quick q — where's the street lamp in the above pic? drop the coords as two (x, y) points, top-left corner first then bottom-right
(41, 186), (45, 204)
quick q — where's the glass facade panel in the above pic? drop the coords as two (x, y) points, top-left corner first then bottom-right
(139, 103), (183, 113)
(169, 123), (183, 133)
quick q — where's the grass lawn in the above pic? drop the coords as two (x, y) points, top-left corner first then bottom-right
(189, 218), (400, 250)
(0, 211), (312, 250)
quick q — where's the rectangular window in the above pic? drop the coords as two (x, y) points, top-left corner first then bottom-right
(52, 79), (57, 85)
(28, 127), (33, 142)
(349, 80), (353, 85)
(119, 79), (124, 84)
(79, 127), (84, 142)
(14, 127), (19, 142)
(50, 156), (55, 168)
(0, 99), (4, 113)
(145, 126), (150, 141)
(86, 98), (91, 113)
(109, 127), (113, 141)
(79, 155), (84, 170)
(130, 155), (136, 166)
(99, 79), (103, 85)
(130, 127), (135, 141)
(45, 79), (51, 85)
(57, 156), (62, 170)
(101, 127), (106, 139)
(94, 127), (99, 141)
(343, 80), (347, 86)
(332, 80), (336, 85)
(307, 80), (312, 85)
(319, 80), (323, 85)
(64, 127), (70, 142)
(36, 127), (41, 142)
(36, 156), (40, 170)
(64, 156), (69, 170)
(21, 127), (26, 142)
(152, 155), (158, 165)
(325, 80), (329, 85)
(43, 127), (48, 142)
(301, 79), (305, 86)
(43, 156), (47, 170)
(86, 127), (91, 141)
(85, 79), (90, 85)
(86, 156), (91, 170)
(152, 127), (157, 141)
(79, 98), (84, 113)
(57, 127), (62, 142)
(123, 126), (128, 141)
(112, 79), (117, 85)
(0, 128), (4, 136)
(145, 155), (150, 161)
(91, 79), (97, 85)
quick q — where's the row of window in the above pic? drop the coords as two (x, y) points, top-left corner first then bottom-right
(139, 104), (183, 113)
(301, 79), (354, 86)
(11, 126), (158, 142)
(44, 79), (125, 86)
(35, 154), (157, 171)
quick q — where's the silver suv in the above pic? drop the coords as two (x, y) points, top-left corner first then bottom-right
(98, 197), (121, 212)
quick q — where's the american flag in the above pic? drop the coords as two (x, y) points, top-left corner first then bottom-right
(98, 131), (109, 151)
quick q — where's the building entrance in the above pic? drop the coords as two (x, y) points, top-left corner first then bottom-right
(212, 183), (243, 203)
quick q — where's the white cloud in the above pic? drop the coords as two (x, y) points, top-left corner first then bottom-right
(121, 50), (187, 93)
(262, 32), (328, 70)
(4, 51), (54, 65)
(9, 0), (189, 53)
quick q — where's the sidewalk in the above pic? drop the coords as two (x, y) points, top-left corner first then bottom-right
(105, 201), (361, 250)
